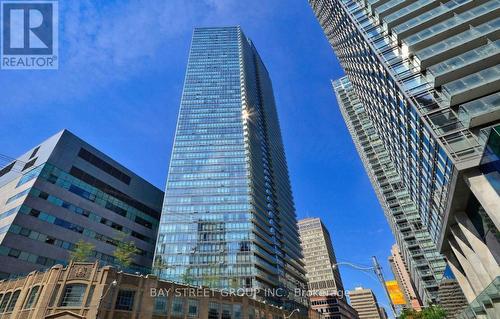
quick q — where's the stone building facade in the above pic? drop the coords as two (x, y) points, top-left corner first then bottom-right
(0, 262), (321, 319)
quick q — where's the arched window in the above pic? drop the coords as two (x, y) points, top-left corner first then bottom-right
(0, 292), (12, 313)
(24, 286), (42, 309)
(5, 290), (21, 312)
(60, 284), (87, 307)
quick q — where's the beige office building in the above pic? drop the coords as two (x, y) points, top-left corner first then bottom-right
(298, 218), (358, 319)
(437, 278), (468, 319)
(348, 287), (382, 319)
(388, 244), (422, 311)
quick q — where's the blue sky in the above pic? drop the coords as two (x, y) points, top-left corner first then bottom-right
(0, 0), (395, 313)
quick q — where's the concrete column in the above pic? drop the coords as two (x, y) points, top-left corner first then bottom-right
(137, 276), (157, 319)
(455, 211), (500, 280)
(449, 239), (485, 295)
(485, 305), (500, 319)
(33, 265), (64, 318)
(11, 271), (33, 318)
(464, 171), (500, 231)
(451, 226), (492, 288)
(446, 253), (476, 303)
(493, 299), (500, 319)
(90, 268), (113, 319)
(199, 293), (209, 319)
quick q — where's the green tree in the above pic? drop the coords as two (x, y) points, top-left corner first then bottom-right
(203, 274), (219, 288)
(230, 278), (239, 289)
(421, 305), (447, 319)
(399, 309), (420, 319)
(399, 306), (447, 319)
(181, 269), (194, 285)
(113, 233), (139, 270)
(153, 257), (165, 274)
(69, 240), (95, 262)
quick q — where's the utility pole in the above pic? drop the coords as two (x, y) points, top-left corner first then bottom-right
(372, 256), (396, 317)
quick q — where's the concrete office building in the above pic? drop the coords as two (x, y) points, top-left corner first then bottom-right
(0, 261), (320, 319)
(298, 218), (358, 319)
(348, 287), (382, 319)
(153, 26), (308, 311)
(311, 1), (500, 316)
(0, 130), (163, 277)
(333, 77), (446, 305)
(437, 277), (468, 319)
(388, 244), (422, 311)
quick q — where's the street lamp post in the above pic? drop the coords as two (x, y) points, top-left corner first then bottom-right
(332, 256), (396, 317)
(283, 308), (300, 319)
(96, 279), (118, 319)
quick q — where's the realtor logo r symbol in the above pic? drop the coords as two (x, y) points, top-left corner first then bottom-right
(1, 1), (58, 69)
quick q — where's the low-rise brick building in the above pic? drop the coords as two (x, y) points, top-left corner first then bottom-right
(0, 262), (322, 319)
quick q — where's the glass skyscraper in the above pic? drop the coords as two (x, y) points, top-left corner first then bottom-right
(334, 77), (446, 306)
(310, 1), (500, 317)
(154, 26), (308, 309)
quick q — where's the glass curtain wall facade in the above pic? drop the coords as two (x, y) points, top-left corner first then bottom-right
(0, 130), (163, 278)
(310, 1), (499, 316)
(154, 26), (307, 310)
(333, 77), (446, 305)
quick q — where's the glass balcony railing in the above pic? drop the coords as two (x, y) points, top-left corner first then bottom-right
(392, 0), (472, 38)
(479, 126), (495, 146)
(403, 1), (500, 50)
(458, 276), (500, 319)
(419, 22), (500, 71)
(458, 93), (500, 128)
(383, 0), (434, 28)
(374, 0), (403, 16)
(441, 65), (500, 106)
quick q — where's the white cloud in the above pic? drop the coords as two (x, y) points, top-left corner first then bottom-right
(0, 1), (227, 108)
(0, 0), (286, 114)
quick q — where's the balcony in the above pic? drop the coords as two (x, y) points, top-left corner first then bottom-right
(374, 0), (415, 23)
(458, 93), (500, 129)
(422, 28), (500, 82)
(383, 0), (436, 31)
(392, 0), (476, 41)
(458, 276), (500, 319)
(441, 65), (500, 107)
(402, 1), (500, 52)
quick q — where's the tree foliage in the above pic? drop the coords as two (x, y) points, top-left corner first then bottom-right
(70, 240), (95, 262)
(152, 257), (168, 277)
(399, 306), (447, 319)
(181, 269), (194, 285)
(113, 232), (139, 270)
(203, 274), (219, 288)
(421, 306), (447, 319)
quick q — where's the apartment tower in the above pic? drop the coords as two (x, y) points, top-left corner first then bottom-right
(388, 244), (422, 311)
(153, 27), (308, 310)
(312, 1), (500, 316)
(333, 77), (446, 305)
